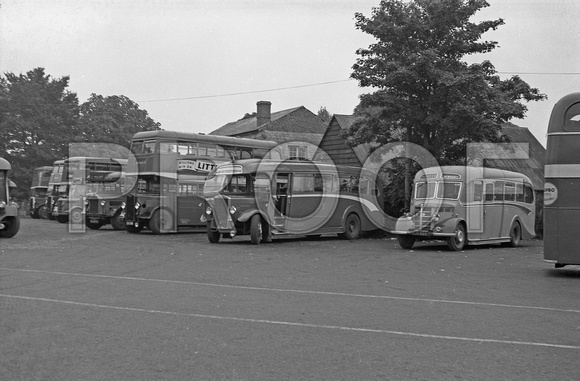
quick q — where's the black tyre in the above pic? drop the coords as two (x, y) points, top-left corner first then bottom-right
(56, 214), (68, 224)
(207, 223), (221, 243)
(339, 213), (361, 240)
(86, 220), (103, 230)
(110, 210), (125, 231)
(0, 217), (20, 238)
(250, 214), (262, 245)
(447, 223), (467, 251)
(126, 224), (143, 234)
(149, 208), (173, 234)
(30, 208), (40, 219)
(502, 221), (521, 248)
(397, 235), (416, 250)
(38, 205), (50, 220)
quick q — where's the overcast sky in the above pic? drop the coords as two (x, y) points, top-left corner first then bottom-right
(1, 0), (579, 147)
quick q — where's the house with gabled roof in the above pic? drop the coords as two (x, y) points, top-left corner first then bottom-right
(209, 101), (327, 160)
(319, 116), (545, 189)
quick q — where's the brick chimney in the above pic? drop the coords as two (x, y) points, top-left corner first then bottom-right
(256, 101), (271, 127)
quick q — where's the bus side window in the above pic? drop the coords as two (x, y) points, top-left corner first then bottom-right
(524, 185), (534, 204)
(515, 183), (524, 202)
(484, 183), (494, 202)
(504, 182), (516, 202)
(494, 182), (504, 201)
(473, 181), (483, 202)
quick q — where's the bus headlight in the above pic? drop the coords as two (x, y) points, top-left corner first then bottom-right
(100, 200), (106, 206)
(84, 199), (89, 205)
(206, 207), (212, 215)
(121, 202), (126, 209)
(0, 201), (5, 209)
(135, 202), (140, 209)
(229, 206), (237, 215)
(432, 213), (440, 222)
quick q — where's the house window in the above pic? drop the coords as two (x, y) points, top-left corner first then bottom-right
(289, 145), (307, 160)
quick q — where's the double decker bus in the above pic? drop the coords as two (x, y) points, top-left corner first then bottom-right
(53, 157), (126, 225)
(46, 159), (65, 220)
(28, 165), (53, 219)
(203, 159), (385, 244)
(393, 166), (536, 251)
(0, 157), (20, 238)
(125, 130), (280, 234)
(83, 159), (128, 230)
(544, 92), (580, 267)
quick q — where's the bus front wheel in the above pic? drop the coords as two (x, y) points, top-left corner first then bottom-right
(397, 235), (416, 250)
(448, 223), (466, 251)
(149, 208), (173, 234)
(0, 217), (20, 238)
(503, 221), (521, 248)
(207, 224), (221, 243)
(250, 214), (262, 245)
(339, 213), (361, 240)
(38, 205), (50, 220)
(110, 210), (125, 231)
(126, 224), (142, 234)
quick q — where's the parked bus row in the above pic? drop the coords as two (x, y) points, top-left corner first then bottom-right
(20, 129), (540, 252)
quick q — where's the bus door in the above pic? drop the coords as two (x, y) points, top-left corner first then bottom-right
(483, 181), (503, 239)
(273, 173), (291, 227)
(286, 172), (325, 222)
(176, 182), (206, 227)
(466, 180), (484, 236)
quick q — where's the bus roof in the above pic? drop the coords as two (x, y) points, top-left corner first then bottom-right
(547, 92), (580, 134)
(415, 165), (533, 183)
(131, 130), (278, 149)
(0, 158), (10, 171)
(64, 157), (128, 165)
(213, 159), (370, 176)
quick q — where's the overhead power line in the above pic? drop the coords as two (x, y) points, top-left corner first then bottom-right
(137, 79), (353, 103)
(136, 71), (580, 104)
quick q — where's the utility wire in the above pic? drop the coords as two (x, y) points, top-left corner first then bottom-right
(136, 79), (353, 103)
(137, 72), (580, 103)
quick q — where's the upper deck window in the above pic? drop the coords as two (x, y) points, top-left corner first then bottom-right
(564, 102), (580, 131)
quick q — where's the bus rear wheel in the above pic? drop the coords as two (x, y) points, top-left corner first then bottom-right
(149, 208), (173, 234)
(250, 214), (262, 245)
(339, 213), (361, 240)
(397, 235), (416, 250)
(503, 221), (521, 248)
(448, 223), (466, 251)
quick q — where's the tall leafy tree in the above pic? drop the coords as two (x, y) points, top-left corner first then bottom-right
(346, 0), (546, 211)
(77, 94), (161, 152)
(0, 67), (80, 200)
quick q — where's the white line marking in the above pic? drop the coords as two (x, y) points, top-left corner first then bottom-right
(2, 267), (579, 314)
(1, 293), (578, 350)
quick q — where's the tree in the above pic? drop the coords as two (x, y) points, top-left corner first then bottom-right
(77, 94), (161, 152)
(317, 106), (332, 123)
(0, 67), (80, 200)
(346, 0), (546, 211)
